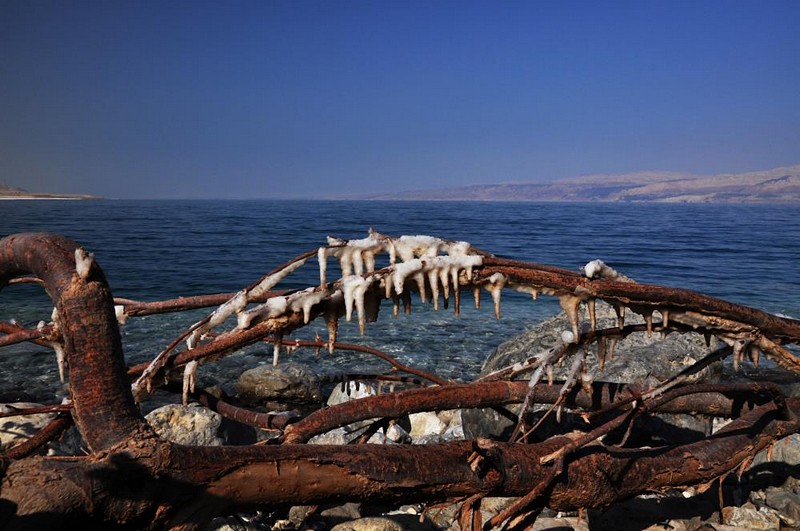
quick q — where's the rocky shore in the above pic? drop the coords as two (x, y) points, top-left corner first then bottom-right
(3, 304), (799, 530)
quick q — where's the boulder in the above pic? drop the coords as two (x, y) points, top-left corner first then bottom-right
(145, 403), (225, 446)
(463, 302), (720, 440)
(0, 402), (56, 451)
(235, 362), (323, 407)
(721, 503), (780, 530)
(330, 515), (433, 531)
(408, 412), (446, 440)
(764, 487), (800, 527)
(310, 382), (412, 445)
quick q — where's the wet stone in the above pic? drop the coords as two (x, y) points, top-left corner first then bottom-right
(235, 361), (323, 407)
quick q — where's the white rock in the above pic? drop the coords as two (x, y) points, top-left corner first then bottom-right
(0, 402), (56, 451)
(145, 403), (225, 446)
(409, 411), (447, 440)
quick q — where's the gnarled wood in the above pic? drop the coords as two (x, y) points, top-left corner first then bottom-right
(1, 232), (799, 530)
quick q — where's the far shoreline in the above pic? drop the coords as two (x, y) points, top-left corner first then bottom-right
(0, 195), (102, 201)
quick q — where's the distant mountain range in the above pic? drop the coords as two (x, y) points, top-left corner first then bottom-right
(0, 183), (101, 200)
(366, 164), (800, 203)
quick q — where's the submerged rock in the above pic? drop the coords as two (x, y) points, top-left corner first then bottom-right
(463, 302), (720, 440)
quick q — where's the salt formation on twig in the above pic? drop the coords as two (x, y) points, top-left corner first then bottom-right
(74, 248), (94, 281)
(132, 231), (487, 398)
(117, 227), (799, 412)
(182, 360), (197, 405)
(484, 273), (507, 319)
(582, 259), (634, 283)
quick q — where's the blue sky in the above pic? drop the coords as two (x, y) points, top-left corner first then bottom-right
(1, 1), (798, 199)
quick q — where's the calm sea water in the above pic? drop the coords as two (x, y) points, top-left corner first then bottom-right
(1, 200), (798, 401)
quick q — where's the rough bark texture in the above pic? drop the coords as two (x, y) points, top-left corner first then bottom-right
(1, 232), (799, 530)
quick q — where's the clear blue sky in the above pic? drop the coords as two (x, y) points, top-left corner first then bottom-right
(1, 1), (798, 199)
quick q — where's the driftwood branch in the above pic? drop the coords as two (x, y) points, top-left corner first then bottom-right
(1, 231), (798, 529)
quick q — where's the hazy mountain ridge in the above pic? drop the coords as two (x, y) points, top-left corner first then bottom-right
(367, 165), (800, 202)
(0, 183), (101, 200)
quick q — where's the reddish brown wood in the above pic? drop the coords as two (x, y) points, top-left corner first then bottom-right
(0, 233), (151, 451)
(1, 232), (799, 530)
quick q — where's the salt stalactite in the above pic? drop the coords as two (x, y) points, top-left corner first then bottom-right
(364, 290), (381, 325)
(287, 288), (327, 324)
(341, 275), (375, 334)
(586, 298), (597, 331)
(582, 259), (635, 283)
(402, 291), (412, 315)
(559, 294), (582, 342)
(115, 305), (128, 326)
(392, 260), (424, 296)
(511, 282), (539, 300)
(597, 337), (607, 370)
(748, 343), (761, 368)
(613, 304), (626, 329)
(438, 266), (450, 307)
(182, 360), (198, 405)
(727, 339), (749, 372)
(50, 342), (66, 384)
(236, 296), (288, 330)
(383, 275), (393, 299)
(74, 248), (94, 281)
(273, 333), (283, 366)
(484, 273), (507, 319)
(473, 286), (481, 309)
(660, 308), (670, 328)
(320, 233), (482, 320)
(644, 312), (654, 337)
(391, 293), (401, 317)
(426, 267), (441, 310)
(609, 336), (619, 361)
(317, 247), (328, 287)
(418, 255), (482, 311)
(320, 231), (391, 283)
(324, 306), (339, 354)
(580, 370), (594, 396)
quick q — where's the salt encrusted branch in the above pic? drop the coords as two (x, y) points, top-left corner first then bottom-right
(131, 250), (318, 399)
(125, 230), (798, 405)
(4, 231), (800, 529)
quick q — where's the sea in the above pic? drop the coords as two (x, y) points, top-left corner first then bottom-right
(1, 199), (798, 402)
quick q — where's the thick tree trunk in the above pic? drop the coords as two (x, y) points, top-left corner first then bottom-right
(2, 233), (799, 529)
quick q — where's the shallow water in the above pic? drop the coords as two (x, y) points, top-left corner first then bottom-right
(1, 200), (798, 401)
